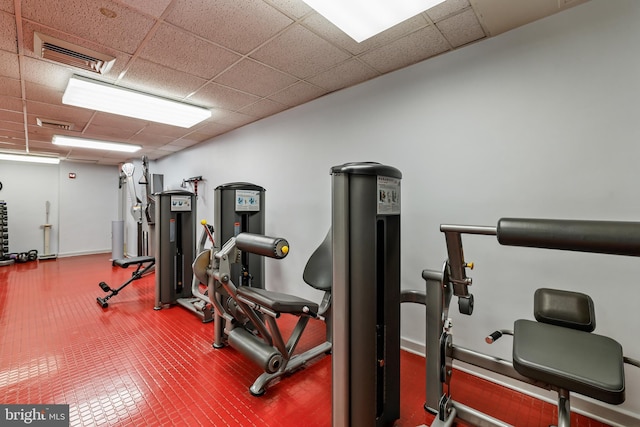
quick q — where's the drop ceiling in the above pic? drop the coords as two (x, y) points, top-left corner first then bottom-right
(0, 0), (587, 165)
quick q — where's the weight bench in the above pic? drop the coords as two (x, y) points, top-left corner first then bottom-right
(97, 256), (155, 308)
(196, 230), (332, 396)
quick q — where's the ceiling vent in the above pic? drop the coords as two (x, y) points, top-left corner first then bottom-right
(34, 32), (115, 75)
(36, 118), (75, 131)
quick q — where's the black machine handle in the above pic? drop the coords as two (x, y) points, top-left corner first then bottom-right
(235, 233), (290, 259)
(497, 218), (640, 257)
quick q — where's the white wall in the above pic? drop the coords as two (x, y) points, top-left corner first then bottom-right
(0, 160), (119, 257)
(58, 162), (119, 256)
(154, 0), (640, 422)
(0, 160), (59, 255)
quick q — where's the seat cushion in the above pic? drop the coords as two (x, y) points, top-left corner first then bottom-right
(513, 319), (625, 405)
(237, 287), (319, 315)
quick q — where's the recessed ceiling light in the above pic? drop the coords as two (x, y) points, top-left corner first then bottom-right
(62, 75), (212, 128)
(302, 0), (446, 42)
(52, 135), (141, 153)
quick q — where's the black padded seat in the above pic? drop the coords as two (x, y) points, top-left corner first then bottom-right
(513, 319), (625, 405)
(237, 286), (319, 315)
(113, 256), (155, 268)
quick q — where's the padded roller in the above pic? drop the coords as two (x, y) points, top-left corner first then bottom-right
(228, 328), (283, 374)
(235, 233), (289, 259)
(497, 218), (640, 256)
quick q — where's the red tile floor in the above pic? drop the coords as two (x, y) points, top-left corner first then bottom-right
(0, 254), (611, 426)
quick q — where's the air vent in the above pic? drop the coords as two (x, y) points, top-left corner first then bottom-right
(36, 118), (75, 131)
(34, 32), (115, 75)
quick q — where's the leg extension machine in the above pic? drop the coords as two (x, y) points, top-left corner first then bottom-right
(194, 231), (332, 396)
(422, 218), (640, 427)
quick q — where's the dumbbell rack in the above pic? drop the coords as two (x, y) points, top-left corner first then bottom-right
(0, 201), (13, 266)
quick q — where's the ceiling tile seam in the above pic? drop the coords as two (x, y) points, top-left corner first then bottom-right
(467, 0), (492, 37)
(13, 0), (29, 155)
(115, 2), (179, 83)
(419, 10), (455, 51)
(262, 0), (314, 22)
(110, 0), (176, 23)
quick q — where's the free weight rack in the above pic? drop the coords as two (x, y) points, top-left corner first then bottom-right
(0, 201), (13, 266)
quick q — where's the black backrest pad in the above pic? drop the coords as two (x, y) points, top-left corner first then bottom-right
(497, 218), (640, 256)
(534, 288), (596, 332)
(303, 228), (332, 291)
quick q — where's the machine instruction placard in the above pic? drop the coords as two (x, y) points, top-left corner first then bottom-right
(236, 190), (260, 212)
(170, 195), (192, 212)
(377, 176), (401, 215)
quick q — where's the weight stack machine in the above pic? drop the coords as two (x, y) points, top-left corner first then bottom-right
(214, 183), (266, 288)
(331, 162), (402, 427)
(155, 190), (208, 319)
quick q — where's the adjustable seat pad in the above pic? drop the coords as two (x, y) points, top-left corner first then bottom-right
(513, 319), (625, 404)
(237, 286), (319, 315)
(113, 256), (155, 268)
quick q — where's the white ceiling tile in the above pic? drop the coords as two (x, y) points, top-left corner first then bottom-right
(209, 110), (258, 127)
(0, 50), (19, 79)
(25, 101), (93, 128)
(143, 122), (198, 139)
(214, 59), (298, 97)
(306, 59), (379, 92)
(0, 1), (14, 13)
(20, 56), (74, 90)
(238, 98), (289, 117)
(0, 11), (17, 52)
(83, 123), (142, 141)
(0, 109), (23, 124)
(89, 112), (149, 131)
(188, 82), (260, 111)
(128, 131), (174, 146)
(359, 26), (451, 74)
(301, 12), (430, 56)
(118, 0), (173, 18)
(166, 0), (293, 54)
(436, 8), (486, 47)
(264, 0), (314, 19)
(140, 24), (242, 80)
(0, 77), (20, 98)
(251, 24), (351, 79)
(0, 129), (25, 142)
(21, 0), (155, 54)
(0, 95), (22, 112)
(268, 81), (327, 106)
(24, 81), (62, 105)
(121, 58), (207, 99)
(426, 0), (471, 22)
(0, 120), (23, 133)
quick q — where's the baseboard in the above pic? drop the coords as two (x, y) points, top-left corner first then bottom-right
(57, 249), (111, 258)
(400, 337), (640, 427)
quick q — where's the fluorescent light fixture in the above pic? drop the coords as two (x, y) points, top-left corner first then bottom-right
(52, 135), (141, 153)
(0, 153), (60, 164)
(62, 75), (211, 128)
(302, 0), (446, 42)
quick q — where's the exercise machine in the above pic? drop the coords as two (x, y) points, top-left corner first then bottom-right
(331, 162), (402, 427)
(154, 190), (211, 321)
(96, 256), (156, 308)
(214, 182), (266, 288)
(194, 230), (332, 396)
(421, 218), (640, 427)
